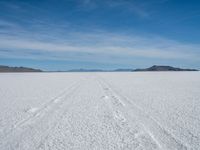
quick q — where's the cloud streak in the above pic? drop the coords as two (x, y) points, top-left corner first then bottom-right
(77, 0), (150, 18)
(0, 0), (199, 69)
(0, 28), (199, 63)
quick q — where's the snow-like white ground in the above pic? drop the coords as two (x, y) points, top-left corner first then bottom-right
(0, 72), (199, 150)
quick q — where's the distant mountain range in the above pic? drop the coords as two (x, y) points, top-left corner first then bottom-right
(134, 65), (198, 72)
(66, 69), (104, 72)
(0, 65), (198, 72)
(66, 68), (133, 72)
(0, 65), (42, 72)
(66, 66), (198, 72)
(64, 66), (198, 72)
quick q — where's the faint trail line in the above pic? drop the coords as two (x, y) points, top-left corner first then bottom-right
(96, 75), (189, 150)
(97, 77), (162, 149)
(35, 81), (83, 150)
(1, 80), (81, 140)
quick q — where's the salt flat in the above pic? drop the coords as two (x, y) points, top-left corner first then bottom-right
(0, 72), (199, 150)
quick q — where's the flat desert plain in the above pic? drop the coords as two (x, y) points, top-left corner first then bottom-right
(0, 72), (199, 150)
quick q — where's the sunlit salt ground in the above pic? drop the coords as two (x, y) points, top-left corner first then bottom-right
(0, 72), (199, 150)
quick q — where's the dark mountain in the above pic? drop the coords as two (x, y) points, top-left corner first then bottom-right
(1, 65), (197, 72)
(0, 65), (42, 72)
(134, 65), (198, 72)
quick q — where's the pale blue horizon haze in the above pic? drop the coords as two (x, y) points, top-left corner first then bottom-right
(0, 0), (200, 71)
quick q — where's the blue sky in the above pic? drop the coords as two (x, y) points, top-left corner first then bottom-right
(0, 0), (200, 70)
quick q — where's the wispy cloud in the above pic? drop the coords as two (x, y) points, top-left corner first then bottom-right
(77, 0), (150, 18)
(0, 25), (199, 64)
(105, 0), (150, 18)
(0, 0), (199, 68)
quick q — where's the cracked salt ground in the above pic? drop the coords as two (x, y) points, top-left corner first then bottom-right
(37, 79), (161, 150)
(0, 72), (199, 149)
(27, 107), (38, 113)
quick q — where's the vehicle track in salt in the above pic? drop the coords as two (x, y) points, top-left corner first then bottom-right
(96, 76), (190, 150)
(37, 76), (159, 150)
(35, 81), (83, 150)
(96, 78), (161, 150)
(0, 79), (83, 149)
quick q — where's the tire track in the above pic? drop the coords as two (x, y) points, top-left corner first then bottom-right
(97, 76), (189, 150)
(97, 78), (161, 150)
(35, 82), (83, 150)
(0, 79), (82, 149)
